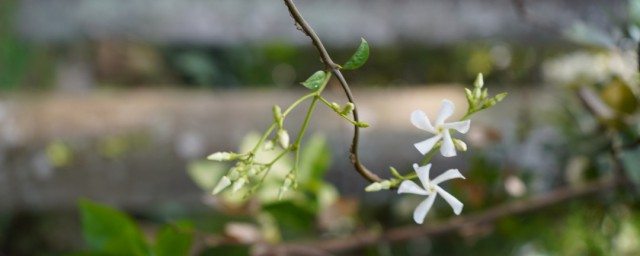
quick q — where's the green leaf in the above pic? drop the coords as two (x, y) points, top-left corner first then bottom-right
(79, 199), (150, 256)
(342, 38), (370, 70)
(301, 70), (326, 90)
(622, 147), (640, 188)
(154, 221), (194, 256)
(262, 201), (315, 233)
(298, 134), (331, 184)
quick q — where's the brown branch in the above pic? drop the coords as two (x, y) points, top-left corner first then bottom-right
(268, 176), (627, 253)
(282, 0), (382, 182)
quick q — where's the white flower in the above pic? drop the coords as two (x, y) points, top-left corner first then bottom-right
(411, 99), (470, 157)
(398, 163), (465, 224)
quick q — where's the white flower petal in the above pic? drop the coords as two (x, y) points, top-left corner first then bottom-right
(435, 99), (455, 125)
(413, 163), (432, 188)
(443, 120), (470, 134)
(212, 176), (231, 195)
(414, 134), (442, 155)
(435, 186), (464, 215)
(398, 180), (428, 195)
(440, 132), (456, 157)
(410, 110), (437, 133)
(431, 169), (465, 186)
(413, 193), (437, 224)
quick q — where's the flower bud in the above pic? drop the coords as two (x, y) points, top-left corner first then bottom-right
(330, 102), (341, 111)
(453, 139), (468, 152)
(480, 88), (488, 101)
(273, 105), (284, 128)
(494, 92), (508, 103)
(212, 176), (231, 195)
(464, 88), (474, 101)
(248, 166), (258, 176)
(207, 152), (235, 161)
(232, 176), (247, 193)
(341, 103), (355, 115)
(278, 175), (294, 200)
(365, 182), (383, 192)
(263, 140), (275, 150)
(228, 167), (240, 180)
(474, 73), (484, 88)
(277, 129), (290, 149)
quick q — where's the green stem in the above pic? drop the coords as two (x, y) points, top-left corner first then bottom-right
(293, 96), (319, 177)
(421, 144), (441, 166)
(317, 96), (361, 126)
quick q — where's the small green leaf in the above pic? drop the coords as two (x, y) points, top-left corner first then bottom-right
(342, 38), (369, 70)
(79, 200), (150, 256)
(301, 70), (326, 90)
(154, 222), (194, 256)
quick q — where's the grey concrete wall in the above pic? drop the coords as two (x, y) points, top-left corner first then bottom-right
(17, 0), (626, 45)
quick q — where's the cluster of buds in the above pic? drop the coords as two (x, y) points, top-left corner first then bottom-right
(208, 151), (267, 195)
(465, 74), (507, 115)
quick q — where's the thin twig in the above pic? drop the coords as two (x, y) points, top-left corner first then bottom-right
(273, 176), (627, 253)
(282, 0), (382, 182)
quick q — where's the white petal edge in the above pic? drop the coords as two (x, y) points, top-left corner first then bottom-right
(431, 169), (465, 186)
(435, 186), (464, 215)
(410, 110), (437, 133)
(435, 99), (455, 125)
(413, 193), (437, 224)
(212, 176), (231, 195)
(414, 135), (442, 155)
(443, 120), (471, 134)
(440, 132), (456, 157)
(398, 180), (428, 195)
(413, 163), (432, 189)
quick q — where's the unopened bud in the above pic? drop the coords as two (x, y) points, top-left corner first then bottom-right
(365, 182), (383, 192)
(228, 167), (240, 180)
(277, 129), (290, 149)
(474, 73), (484, 88)
(464, 88), (473, 101)
(453, 139), (468, 152)
(273, 105), (283, 128)
(480, 88), (488, 100)
(341, 103), (355, 115)
(207, 152), (235, 161)
(494, 92), (508, 103)
(232, 176), (247, 192)
(212, 176), (231, 195)
(263, 140), (275, 150)
(330, 102), (340, 111)
(380, 180), (391, 189)
(356, 122), (370, 128)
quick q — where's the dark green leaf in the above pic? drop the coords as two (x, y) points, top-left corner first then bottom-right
(79, 199), (150, 256)
(262, 201), (315, 232)
(154, 221), (194, 256)
(342, 38), (370, 70)
(301, 70), (326, 90)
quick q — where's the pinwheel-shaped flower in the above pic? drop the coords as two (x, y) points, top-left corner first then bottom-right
(398, 163), (465, 224)
(411, 99), (470, 157)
